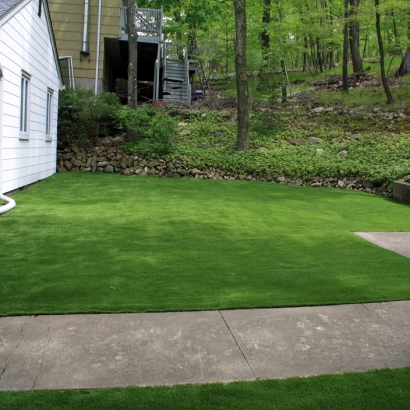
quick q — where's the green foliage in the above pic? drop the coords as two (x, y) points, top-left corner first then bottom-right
(112, 105), (152, 136)
(120, 108), (410, 185)
(120, 108), (178, 156)
(58, 88), (121, 146)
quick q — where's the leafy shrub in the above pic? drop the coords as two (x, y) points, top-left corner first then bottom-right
(58, 88), (121, 145)
(112, 105), (154, 138)
(121, 108), (178, 156)
(121, 108), (410, 185)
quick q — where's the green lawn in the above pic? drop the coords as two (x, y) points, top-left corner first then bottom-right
(1, 172), (410, 316)
(1, 367), (409, 409)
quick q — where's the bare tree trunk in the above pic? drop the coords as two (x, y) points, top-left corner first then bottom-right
(303, 37), (308, 71)
(225, 29), (230, 73)
(233, 0), (249, 151)
(342, 0), (349, 91)
(362, 31), (369, 58)
(349, 0), (363, 73)
(316, 37), (323, 72)
(261, 0), (271, 66)
(375, 0), (393, 103)
(395, 47), (410, 77)
(259, 0), (271, 82)
(127, 0), (138, 109)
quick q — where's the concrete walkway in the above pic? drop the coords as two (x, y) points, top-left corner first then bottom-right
(1, 301), (410, 391)
(355, 232), (410, 258)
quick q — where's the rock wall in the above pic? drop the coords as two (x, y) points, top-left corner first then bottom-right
(57, 145), (392, 197)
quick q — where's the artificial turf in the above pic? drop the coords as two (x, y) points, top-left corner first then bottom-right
(1, 367), (409, 409)
(0, 172), (410, 316)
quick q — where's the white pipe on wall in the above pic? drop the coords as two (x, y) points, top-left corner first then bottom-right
(94, 0), (102, 94)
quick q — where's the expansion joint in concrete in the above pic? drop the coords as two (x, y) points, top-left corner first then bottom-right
(218, 310), (258, 380)
(30, 319), (56, 391)
(361, 303), (410, 341)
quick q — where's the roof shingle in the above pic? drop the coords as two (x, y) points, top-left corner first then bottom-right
(0, 0), (23, 19)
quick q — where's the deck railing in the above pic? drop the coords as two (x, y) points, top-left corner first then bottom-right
(119, 3), (163, 38)
(164, 43), (186, 63)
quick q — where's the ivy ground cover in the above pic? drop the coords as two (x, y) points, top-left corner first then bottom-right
(1, 173), (410, 316)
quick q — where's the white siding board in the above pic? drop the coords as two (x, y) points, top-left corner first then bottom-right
(1, 0), (61, 193)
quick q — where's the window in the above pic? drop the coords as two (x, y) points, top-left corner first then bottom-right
(19, 71), (31, 138)
(46, 88), (53, 140)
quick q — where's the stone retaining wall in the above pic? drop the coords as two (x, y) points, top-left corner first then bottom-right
(57, 145), (393, 197)
(393, 181), (410, 204)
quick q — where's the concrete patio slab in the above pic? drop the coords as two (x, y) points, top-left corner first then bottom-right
(221, 304), (410, 380)
(354, 232), (410, 258)
(29, 311), (254, 390)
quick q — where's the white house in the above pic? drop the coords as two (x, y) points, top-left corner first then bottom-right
(0, 0), (63, 197)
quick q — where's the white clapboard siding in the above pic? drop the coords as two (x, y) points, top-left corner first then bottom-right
(0, 0), (62, 194)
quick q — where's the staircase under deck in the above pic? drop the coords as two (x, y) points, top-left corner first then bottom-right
(117, 3), (191, 105)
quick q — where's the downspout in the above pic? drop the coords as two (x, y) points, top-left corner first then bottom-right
(155, 6), (163, 100)
(0, 194), (16, 215)
(95, 0), (102, 94)
(81, 0), (90, 54)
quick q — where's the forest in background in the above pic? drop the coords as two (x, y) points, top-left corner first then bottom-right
(137, 0), (410, 79)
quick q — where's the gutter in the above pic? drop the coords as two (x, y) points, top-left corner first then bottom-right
(94, 0), (102, 94)
(0, 194), (16, 215)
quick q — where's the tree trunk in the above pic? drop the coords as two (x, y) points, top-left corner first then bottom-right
(261, 0), (271, 65)
(395, 47), (410, 77)
(303, 37), (308, 71)
(127, 0), (138, 109)
(316, 37), (323, 72)
(233, 0), (249, 151)
(342, 0), (349, 91)
(349, 0), (363, 73)
(375, 0), (393, 103)
(259, 0), (271, 81)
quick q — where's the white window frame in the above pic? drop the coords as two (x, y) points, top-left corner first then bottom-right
(19, 71), (31, 139)
(46, 88), (53, 141)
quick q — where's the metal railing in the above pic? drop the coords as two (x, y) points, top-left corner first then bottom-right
(164, 43), (186, 62)
(119, 3), (163, 37)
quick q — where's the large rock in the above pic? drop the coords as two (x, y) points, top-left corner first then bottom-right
(308, 137), (324, 144)
(287, 138), (306, 146)
(393, 181), (410, 204)
(338, 150), (348, 159)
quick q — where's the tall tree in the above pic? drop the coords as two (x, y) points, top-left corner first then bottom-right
(375, 0), (393, 103)
(343, 0), (349, 91)
(127, 0), (138, 109)
(349, 0), (363, 72)
(233, 0), (250, 151)
(261, 0), (271, 67)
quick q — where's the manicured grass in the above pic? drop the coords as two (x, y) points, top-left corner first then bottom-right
(1, 173), (410, 316)
(1, 367), (409, 409)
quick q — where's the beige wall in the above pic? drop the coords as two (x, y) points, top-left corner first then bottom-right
(49, 0), (120, 91)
